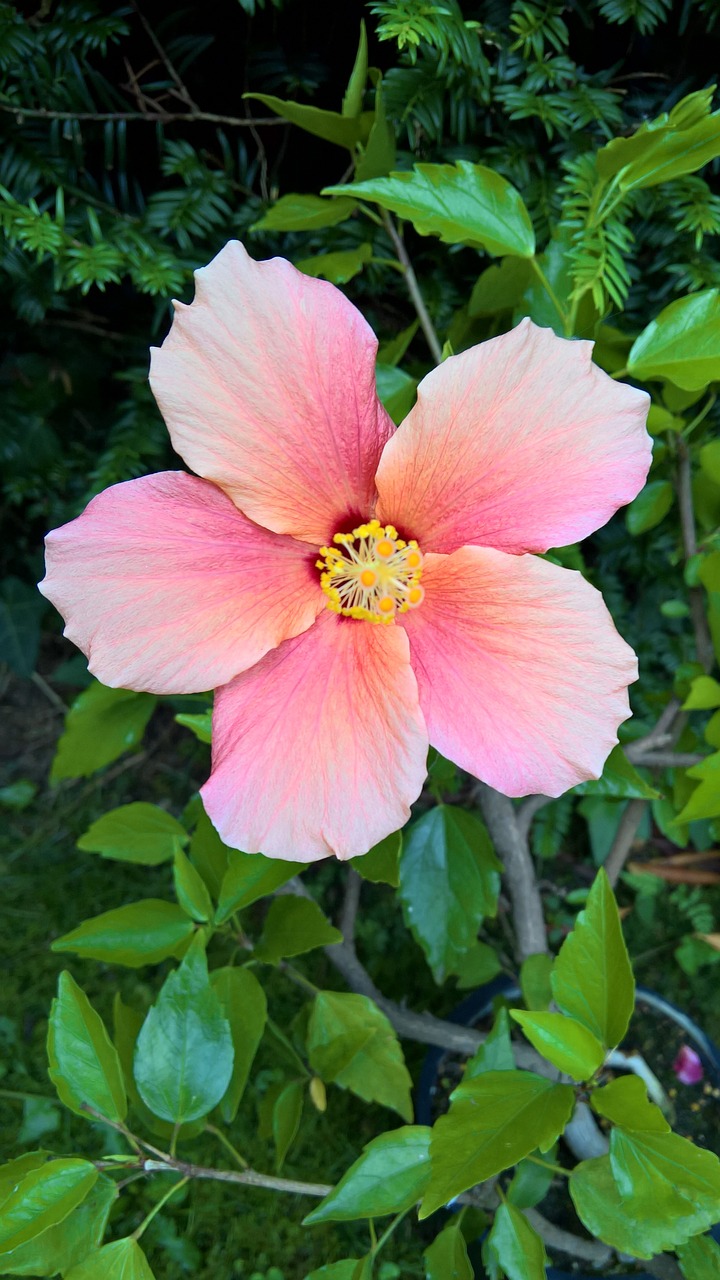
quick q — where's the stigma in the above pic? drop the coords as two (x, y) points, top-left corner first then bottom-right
(317, 519), (425, 624)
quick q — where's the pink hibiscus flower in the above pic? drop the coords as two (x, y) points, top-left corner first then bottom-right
(39, 242), (651, 861)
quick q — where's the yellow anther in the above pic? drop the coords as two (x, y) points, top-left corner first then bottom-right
(375, 538), (395, 559)
(405, 549), (422, 570)
(360, 568), (377, 588)
(407, 585), (425, 607)
(317, 519), (424, 624)
(378, 596), (395, 614)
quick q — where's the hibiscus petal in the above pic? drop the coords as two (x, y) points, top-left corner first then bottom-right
(39, 472), (322, 694)
(202, 613), (428, 860)
(376, 319), (651, 554)
(401, 547), (636, 797)
(150, 241), (394, 546)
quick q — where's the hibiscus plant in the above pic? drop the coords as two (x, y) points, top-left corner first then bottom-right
(2, 6), (720, 1280)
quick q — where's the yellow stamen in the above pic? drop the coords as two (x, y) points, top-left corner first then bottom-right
(360, 568), (377, 588)
(375, 538), (395, 559)
(317, 519), (425, 624)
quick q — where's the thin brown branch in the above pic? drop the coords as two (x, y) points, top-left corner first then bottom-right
(381, 211), (443, 364)
(474, 783), (549, 960)
(516, 794), (552, 840)
(524, 1208), (613, 1266)
(339, 867), (362, 946)
(0, 103), (285, 127)
(143, 1157), (332, 1198)
(604, 797), (648, 888)
(131, 2), (198, 111)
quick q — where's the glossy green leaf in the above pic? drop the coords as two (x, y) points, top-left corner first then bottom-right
(0, 1160), (97, 1253)
(683, 676), (720, 710)
(464, 1007), (514, 1080)
(596, 88), (720, 190)
(64, 1237), (156, 1279)
(243, 93), (370, 148)
(326, 161), (535, 257)
(507, 1148), (557, 1209)
(469, 256), (533, 316)
(626, 479), (674, 535)
(189, 806), (229, 900)
(700, 552), (720, 593)
(173, 845), (214, 922)
(610, 1127), (720, 1237)
(47, 971), (126, 1122)
(0, 1154), (48, 1204)
(570, 1154), (677, 1258)
(628, 289), (720, 391)
(375, 364), (417, 425)
(52, 900), (195, 968)
(215, 851), (305, 924)
(424, 1223), (474, 1280)
(520, 953), (554, 1011)
(252, 193), (358, 232)
(511, 1010), (605, 1080)
(211, 966), (267, 1123)
(700, 440), (720, 487)
(377, 320), (419, 366)
(304, 1126), (431, 1224)
(551, 868), (634, 1049)
(677, 1234), (720, 1279)
(398, 805), (502, 982)
(484, 1201), (548, 1280)
(453, 940), (502, 989)
(350, 831), (402, 885)
(304, 1262), (364, 1280)
(134, 936), (234, 1124)
(355, 68), (395, 181)
(112, 995), (205, 1143)
(342, 22), (367, 118)
(421, 1071), (575, 1216)
(573, 745), (660, 800)
(307, 991), (412, 1120)
(51, 682), (156, 782)
(590, 1075), (669, 1132)
(0, 1174), (116, 1277)
(675, 751), (720, 823)
(295, 243), (372, 284)
(77, 802), (188, 866)
(255, 895), (342, 963)
(273, 1079), (304, 1170)
(174, 710), (212, 743)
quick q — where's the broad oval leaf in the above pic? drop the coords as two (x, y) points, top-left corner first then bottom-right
(326, 161), (535, 258)
(134, 936), (234, 1124)
(590, 1075), (669, 1132)
(398, 804), (501, 982)
(252, 193), (358, 232)
(676, 1234), (720, 1280)
(596, 89), (720, 190)
(76, 802), (187, 865)
(570, 1154), (696, 1258)
(273, 1079), (304, 1171)
(464, 1007), (514, 1080)
(421, 1071), (575, 1217)
(610, 1127), (720, 1235)
(295, 244), (372, 284)
(254, 895), (342, 963)
(243, 93), (371, 148)
(51, 683), (156, 783)
(550, 868), (634, 1050)
(483, 1201), (549, 1280)
(47, 971), (126, 1122)
(0, 1160), (97, 1253)
(350, 831), (402, 885)
(628, 290), (720, 391)
(573, 745), (660, 800)
(626, 479), (674, 536)
(304, 1126), (431, 1224)
(215, 851), (305, 924)
(510, 1010), (605, 1080)
(173, 845), (213, 922)
(307, 991), (412, 1120)
(0, 1175), (116, 1278)
(304, 1263), (365, 1280)
(211, 966), (267, 1124)
(64, 1237), (156, 1279)
(52, 900), (195, 968)
(424, 1223), (474, 1280)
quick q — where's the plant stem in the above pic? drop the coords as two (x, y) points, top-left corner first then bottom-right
(132, 1175), (190, 1240)
(529, 256), (566, 329)
(0, 1087), (57, 1104)
(205, 1123), (248, 1168)
(372, 1205), (412, 1258)
(610, 366), (629, 380)
(381, 211), (443, 364)
(524, 1153), (568, 1178)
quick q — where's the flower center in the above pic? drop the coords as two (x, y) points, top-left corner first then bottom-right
(317, 519), (425, 624)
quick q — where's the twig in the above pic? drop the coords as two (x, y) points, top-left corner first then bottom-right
(381, 211), (443, 364)
(626, 699), (681, 757)
(516, 794), (552, 840)
(131, 3), (198, 112)
(474, 783), (549, 960)
(627, 750), (704, 769)
(524, 1208), (613, 1266)
(339, 867), (362, 946)
(677, 437), (715, 673)
(143, 1157), (332, 1198)
(30, 671), (67, 713)
(0, 104), (284, 127)
(604, 798), (647, 889)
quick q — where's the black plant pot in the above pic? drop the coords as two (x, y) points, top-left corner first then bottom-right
(416, 976), (720, 1280)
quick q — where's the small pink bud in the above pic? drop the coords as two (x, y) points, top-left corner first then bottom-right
(673, 1045), (704, 1085)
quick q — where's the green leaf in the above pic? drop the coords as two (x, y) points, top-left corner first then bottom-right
(626, 479), (674, 535)
(628, 290), (720, 391)
(0, 1160), (97, 1253)
(215, 852), (305, 924)
(355, 69), (395, 182)
(211, 967), (266, 1123)
(273, 1079), (304, 1170)
(52, 900), (195, 968)
(326, 162), (535, 258)
(350, 831), (402, 885)
(342, 22), (367, 118)
(675, 751), (720, 823)
(0, 577), (45, 677)
(507, 1149), (557, 1209)
(174, 710), (212, 743)
(255, 896), (342, 963)
(683, 676), (720, 710)
(51, 682), (156, 782)
(173, 845), (214, 922)
(47, 971), (126, 1122)
(304, 1126), (431, 1224)
(243, 93), (370, 149)
(77, 803), (188, 866)
(510, 1011), (605, 1080)
(424, 1223), (474, 1280)
(570, 1153), (677, 1258)
(377, 320), (419, 367)
(469, 256), (533, 317)
(17, 1098), (59, 1145)
(375, 364), (417, 425)
(0, 1154), (48, 1203)
(134, 936), (234, 1124)
(596, 88), (720, 190)
(551, 868), (634, 1049)
(610, 1127), (720, 1239)
(252, 194), (358, 232)
(112, 996), (205, 1143)
(453, 940), (502, 989)
(64, 1237), (156, 1279)
(307, 992), (412, 1120)
(189, 806), (229, 900)
(305, 1263), (365, 1280)
(700, 440), (720, 487)
(0, 780), (37, 810)
(295, 243), (372, 284)
(398, 805), (502, 982)
(573, 745), (660, 799)
(484, 1202), (549, 1280)
(464, 1008), (514, 1080)
(677, 1234), (720, 1279)
(421, 1071), (575, 1217)
(590, 1075), (669, 1132)
(0, 1174), (116, 1277)
(519, 953), (554, 1011)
